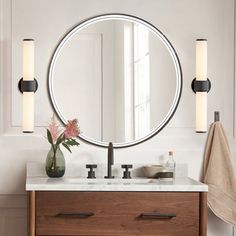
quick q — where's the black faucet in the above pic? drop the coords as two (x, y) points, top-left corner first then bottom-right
(104, 142), (114, 178)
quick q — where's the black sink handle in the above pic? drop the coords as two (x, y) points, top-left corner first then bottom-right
(56, 212), (94, 218)
(86, 164), (97, 179)
(121, 164), (133, 179)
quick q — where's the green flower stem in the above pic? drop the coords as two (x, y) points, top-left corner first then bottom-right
(50, 144), (58, 172)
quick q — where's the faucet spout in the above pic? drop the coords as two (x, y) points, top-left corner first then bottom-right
(104, 142), (114, 178)
(108, 142), (114, 165)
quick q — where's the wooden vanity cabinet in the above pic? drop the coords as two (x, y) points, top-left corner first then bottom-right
(28, 191), (207, 236)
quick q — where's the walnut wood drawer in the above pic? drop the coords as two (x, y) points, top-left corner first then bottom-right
(36, 191), (199, 236)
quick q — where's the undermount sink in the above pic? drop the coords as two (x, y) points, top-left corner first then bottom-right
(63, 178), (157, 185)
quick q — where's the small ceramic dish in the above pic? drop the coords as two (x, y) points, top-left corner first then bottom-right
(158, 172), (174, 181)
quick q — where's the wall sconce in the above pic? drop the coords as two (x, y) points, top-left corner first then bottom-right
(18, 39), (38, 133)
(191, 39), (211, 133)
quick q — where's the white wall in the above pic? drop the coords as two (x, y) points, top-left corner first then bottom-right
(0, 0), (235, 235)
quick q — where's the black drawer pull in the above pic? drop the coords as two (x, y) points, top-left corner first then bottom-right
(56, 212), (94, 218)
(139, 213), (176, 220)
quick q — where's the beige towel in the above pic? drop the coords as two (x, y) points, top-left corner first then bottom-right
(203, 121), (236, 226)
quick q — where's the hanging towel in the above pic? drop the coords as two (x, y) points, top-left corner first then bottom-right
(203, 121), (236, 226)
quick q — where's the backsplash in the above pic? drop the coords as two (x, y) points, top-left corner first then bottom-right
(27, 162), (188, 178)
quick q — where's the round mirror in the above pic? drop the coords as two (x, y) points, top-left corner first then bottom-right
(48, 14), (182, 148)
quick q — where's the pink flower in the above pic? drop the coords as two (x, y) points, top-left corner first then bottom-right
(49, 115), (61, 143)
(64, 119), (80, 139)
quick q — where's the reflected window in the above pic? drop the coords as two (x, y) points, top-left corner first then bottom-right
(133, 24), (150, 139)
(124, 23), (134, 142)
(124, 23), (150, 141)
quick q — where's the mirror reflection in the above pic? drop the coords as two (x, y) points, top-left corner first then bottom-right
(51, 18), (180, 145)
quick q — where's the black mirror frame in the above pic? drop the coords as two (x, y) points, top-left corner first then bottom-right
(47, 13), (183, 148)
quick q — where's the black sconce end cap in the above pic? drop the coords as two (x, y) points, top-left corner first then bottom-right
(196, 39), (208, 42)
(23, 39), (34, 41)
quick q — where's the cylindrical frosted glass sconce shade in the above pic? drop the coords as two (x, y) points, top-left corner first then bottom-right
(195, 39), (208, 133)
(196, 92), (207, 132)
(22, 39), (35, 133)
(196, 40), (207, 80)
(23, 92), (34, 132)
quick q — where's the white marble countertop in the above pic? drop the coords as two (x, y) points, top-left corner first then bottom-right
(26, 163), (208, 192)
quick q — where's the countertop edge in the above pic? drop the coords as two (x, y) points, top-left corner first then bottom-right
(25, 177), (208, 192)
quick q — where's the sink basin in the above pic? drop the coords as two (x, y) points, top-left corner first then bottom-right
(63, 178), (157, 185)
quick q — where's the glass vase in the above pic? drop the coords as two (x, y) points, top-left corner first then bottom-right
(45, 145), (65, 177)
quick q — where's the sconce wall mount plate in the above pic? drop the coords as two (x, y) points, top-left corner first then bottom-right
(18, 78), (38, 93)
(191, 78), (211, 93)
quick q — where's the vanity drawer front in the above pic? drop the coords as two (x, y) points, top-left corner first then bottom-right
(36, 191), (199, 236)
